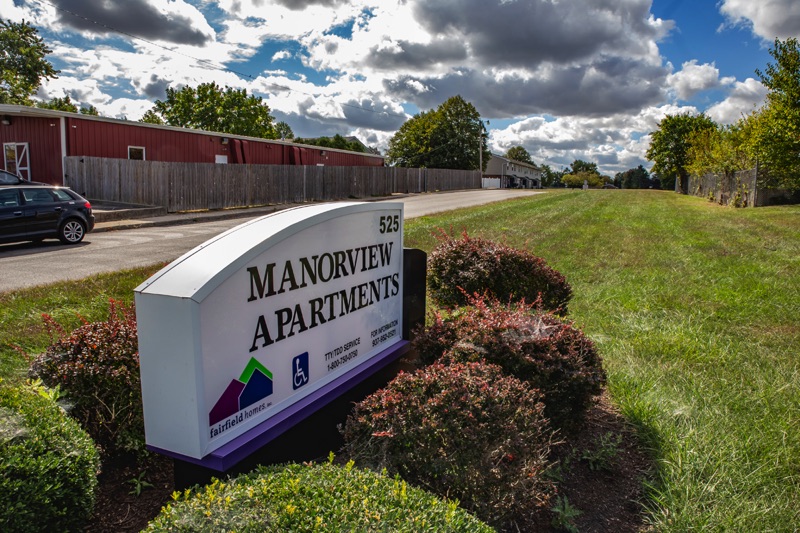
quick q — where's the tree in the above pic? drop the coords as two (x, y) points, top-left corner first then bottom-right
(0, 20), (59, 104)
(139, 109), (165, 125)
(539, 164), (562, 187)
(294, 134), (366, 153)
(275, 121), (294, 140)
(646, 112), (717, 192)
(751, 38), (800, 189)
(562, 171), (605, 188)
(146, 82), (277, 139)
(387, 95), (490, 171)
(686, 121), (754, 177)
(505, 146), (533, 164)
(616, 165), (654, 189)
(569, 159), (599, 175)
(80, 105), (99, 116)
(36, 95), (78, 112)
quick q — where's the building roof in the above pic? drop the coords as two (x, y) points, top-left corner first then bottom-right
(0, 104), (385, 161)
(490, 153), (541, 172)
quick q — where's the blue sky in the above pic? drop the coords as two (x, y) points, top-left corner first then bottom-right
(2, 0), (798, 175)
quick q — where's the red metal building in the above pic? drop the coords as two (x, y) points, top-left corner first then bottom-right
(0, 105), (384, 185)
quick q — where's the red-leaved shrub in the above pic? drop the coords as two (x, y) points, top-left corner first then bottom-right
(29, 300), (143, 456)
(341, 361), (555, 529)
(413, 295), (605, 429)
(427, 231), (572, 313)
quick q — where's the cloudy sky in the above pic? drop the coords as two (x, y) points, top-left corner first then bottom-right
(2, 0), (799, 175)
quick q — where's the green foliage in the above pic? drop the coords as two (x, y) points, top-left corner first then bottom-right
(274, 120), (294, 140)
(146, 460), (494, 532)
(580, 432), (623, 471)
(0, 382), (100, 532)
(686, 120), (756, 177)
(80, 104), (99, 116)
(295, 133), (365, 152)
(29, 299), (144, 457)
(505, 145), (533, 164)
(752, 38), (800, 189)
(36, 95), (79, 112)
(550, 496), (582, 533)
(139, 109), (165, 125)
(0, 19), (58, 105)
(562, 171), (606, 188)
(387, 95), (490, 170)
(128, 472), (154, 496)
(427, 231), (572, 313)
(646, 112), (718, 191)
(569, 159), (599, 175)
(342, 361), (555, 529)
(413, 295), (606, 429)
(540, 163), (565, 187)
(148, 82), (277, 139)
(615, 165), (657, 189)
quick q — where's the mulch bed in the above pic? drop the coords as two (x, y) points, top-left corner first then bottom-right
(84, 391), (652, 532)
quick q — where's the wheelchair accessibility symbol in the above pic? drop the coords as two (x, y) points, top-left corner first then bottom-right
(292, 352), (309, 390)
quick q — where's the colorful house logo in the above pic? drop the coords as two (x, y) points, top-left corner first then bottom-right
(209, 357), (273, 426)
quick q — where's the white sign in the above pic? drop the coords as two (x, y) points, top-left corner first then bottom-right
(135, 203), (404, 460)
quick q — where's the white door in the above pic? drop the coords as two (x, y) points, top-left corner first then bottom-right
(4, 143), (30, 180)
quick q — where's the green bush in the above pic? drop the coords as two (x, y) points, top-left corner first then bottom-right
(0, 381), (100, 532)
(29, 299), (144, 456)
(342, 362), (555, 529)
(146, 459), (494, 532)
(427, 231), (572, 313)
(413, 295), (606, 429)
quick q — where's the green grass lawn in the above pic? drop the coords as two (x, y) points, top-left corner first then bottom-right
(1, 190), (798, 530)
(406, 190), (800, 530)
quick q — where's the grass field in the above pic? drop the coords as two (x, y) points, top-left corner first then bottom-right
(1, 189), (798, 530)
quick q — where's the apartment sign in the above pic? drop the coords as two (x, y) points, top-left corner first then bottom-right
(135, 203), (404, 461)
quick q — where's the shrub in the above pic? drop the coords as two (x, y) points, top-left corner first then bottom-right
(0, 381), (100, 532)
(145, 459), (494, 532)
(427, 231), (572, 313)
(341, 362), (555, 529)
(29, 299), (143, 456)
(413, 295), (606, 429)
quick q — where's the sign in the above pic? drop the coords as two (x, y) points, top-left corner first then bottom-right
(135, 203), (404, 461)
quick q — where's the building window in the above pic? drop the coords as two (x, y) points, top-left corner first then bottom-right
(128, 146), (146, 160)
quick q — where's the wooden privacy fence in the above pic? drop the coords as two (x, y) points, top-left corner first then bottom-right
(63, 157), (482, 212)
(686, 168), (800, 207)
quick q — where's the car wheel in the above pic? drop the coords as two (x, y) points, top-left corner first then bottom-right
(58, 219), (86, 244)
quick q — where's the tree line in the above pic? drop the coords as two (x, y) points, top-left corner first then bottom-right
(647, 38), (800, 192)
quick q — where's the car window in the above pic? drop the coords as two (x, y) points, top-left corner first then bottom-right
(52, 188), (75, 201)
(0, 170), (20, 185)
(23, 189), (55, 204)
(0, 189), (20, 207)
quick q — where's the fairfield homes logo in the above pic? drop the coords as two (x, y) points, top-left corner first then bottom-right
(209, 357), (274, 439)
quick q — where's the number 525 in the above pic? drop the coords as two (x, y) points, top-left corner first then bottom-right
(379, 215), (399, 234)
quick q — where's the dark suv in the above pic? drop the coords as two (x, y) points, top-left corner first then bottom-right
(0, 184), (95, 245)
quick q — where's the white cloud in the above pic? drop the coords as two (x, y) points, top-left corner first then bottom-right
(705, 78), (767, 124)
(667, 60), (736, 100)
(720, 0), (800, 40)
(489, 104), (699, 176)
(271, 50), (292, 61)
(0, 0), (29, 21)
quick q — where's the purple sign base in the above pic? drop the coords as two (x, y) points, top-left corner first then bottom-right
(147, 340), (411, 472)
